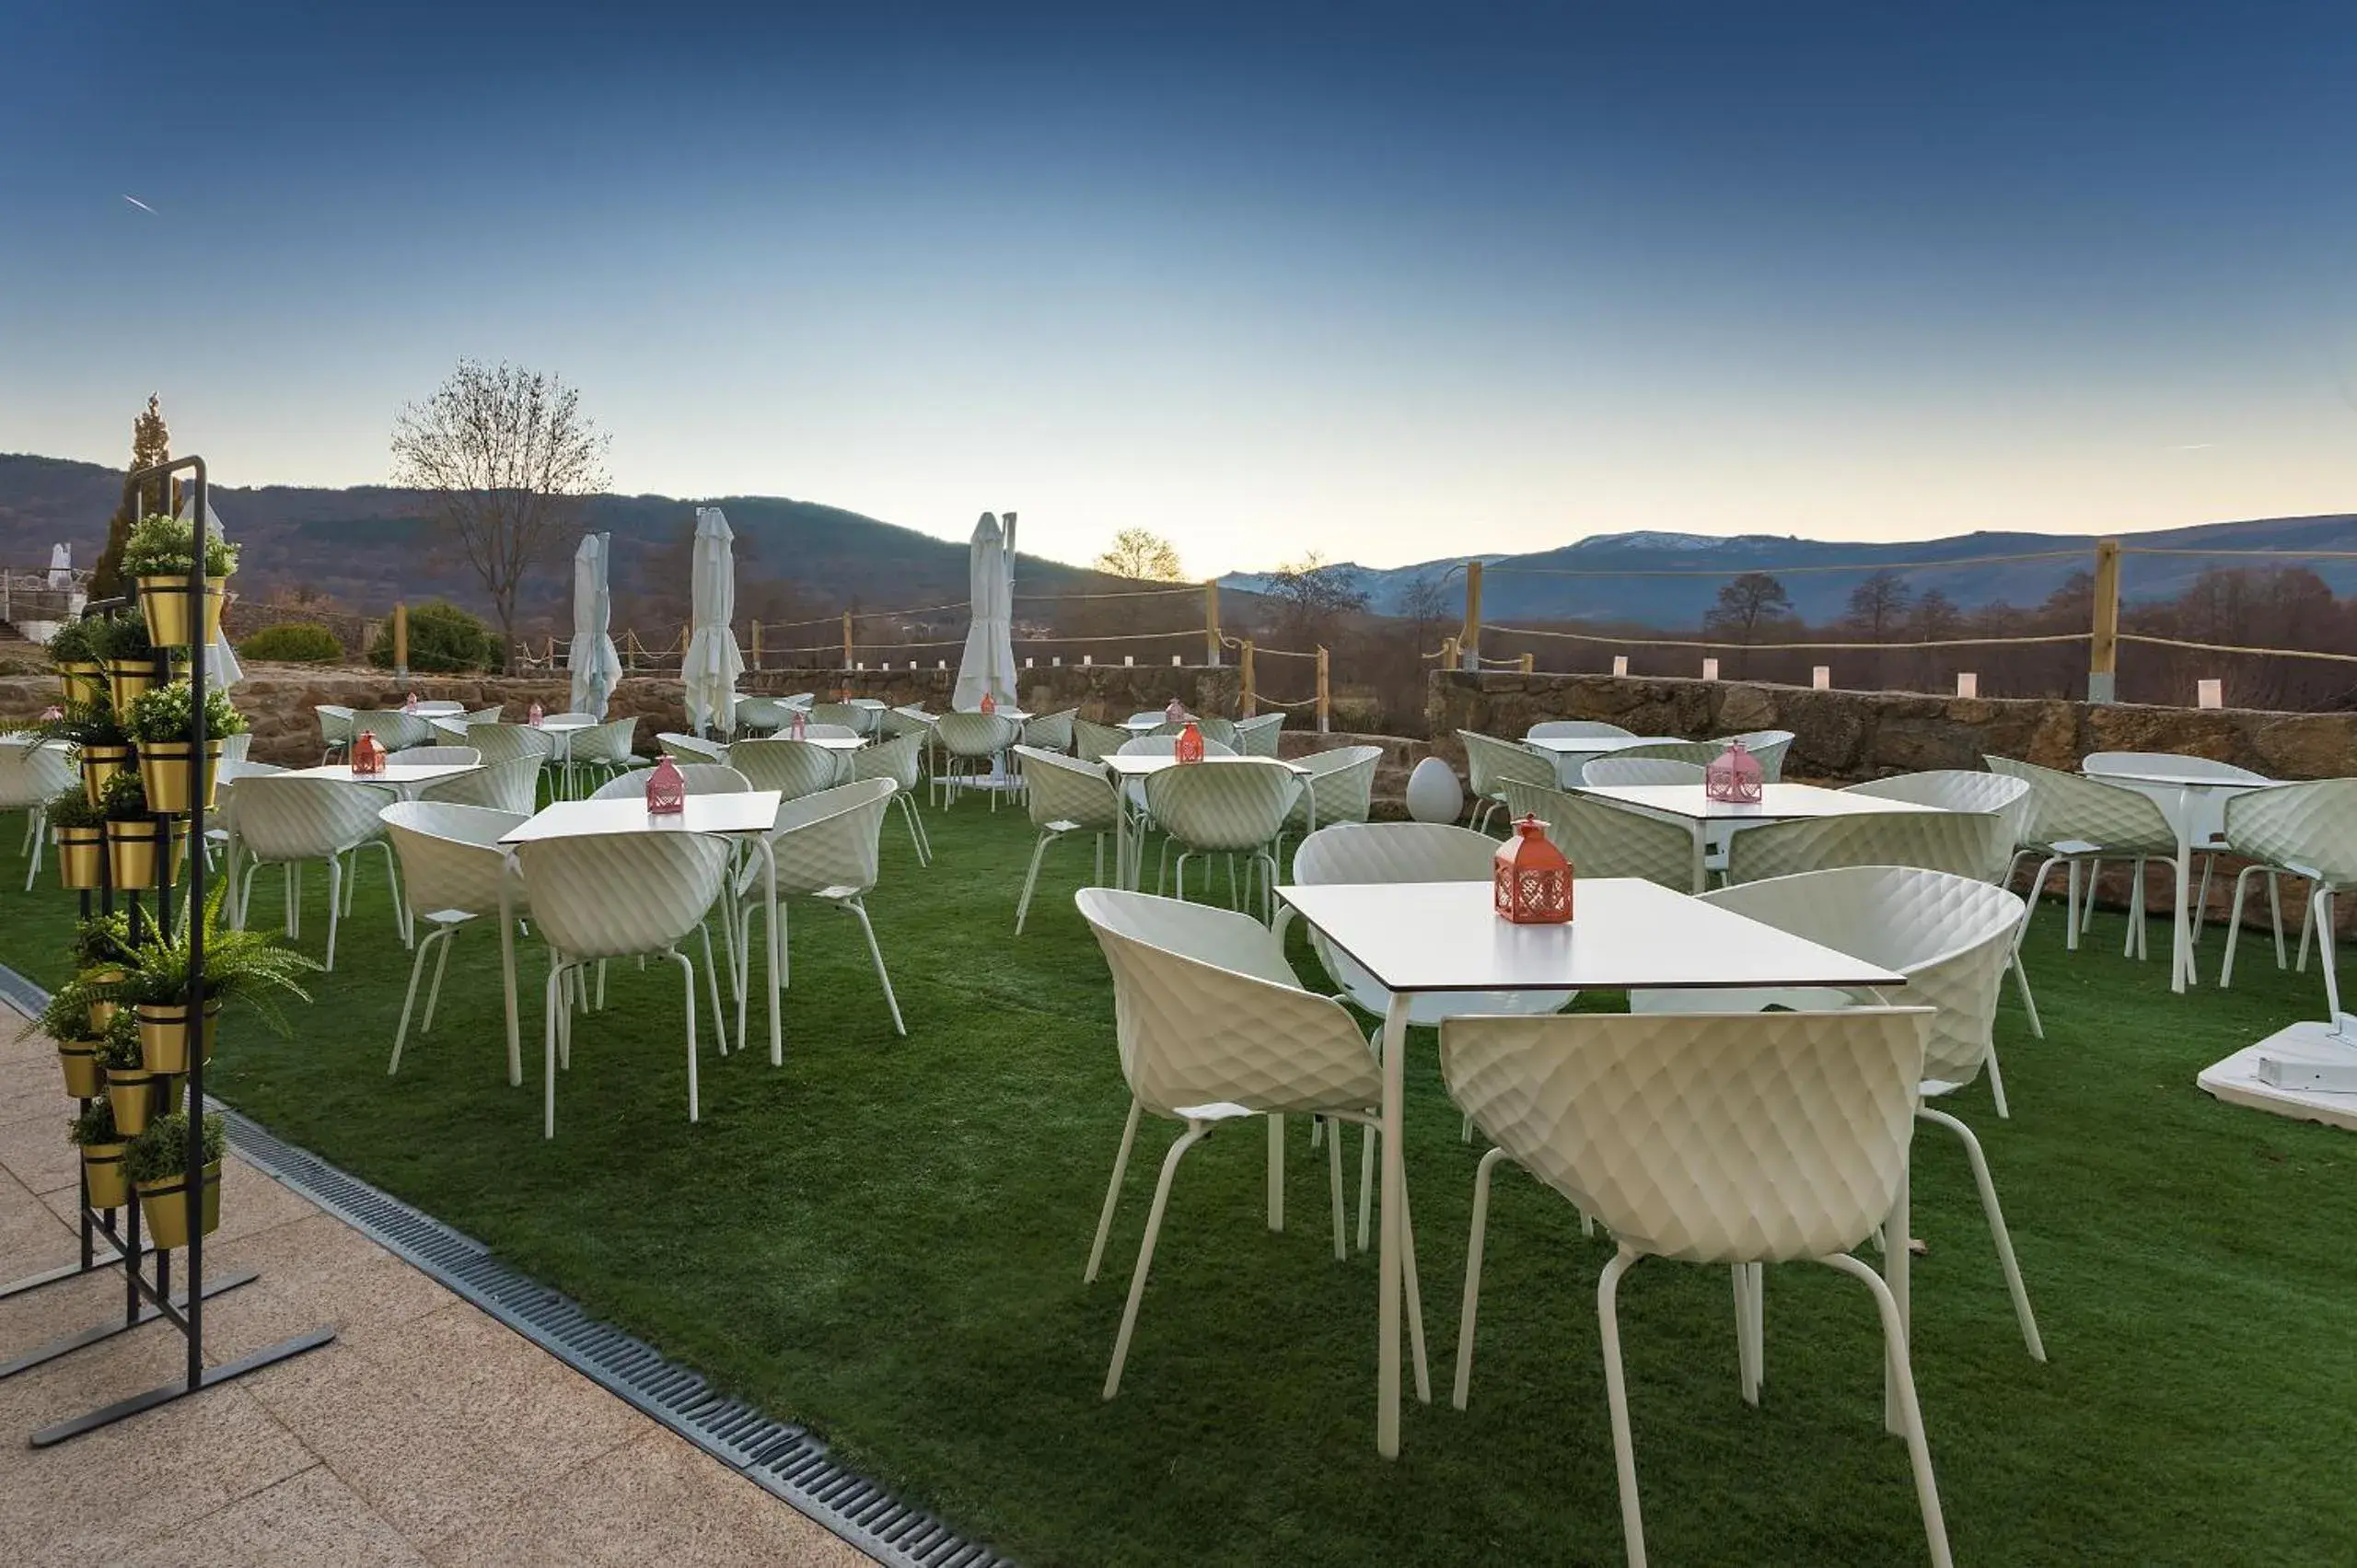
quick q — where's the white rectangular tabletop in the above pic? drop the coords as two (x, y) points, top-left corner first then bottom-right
(1522, 735), (1680, 755)
(1573, 782), (1946, 822)
(1278, 877), (1905, 993)
(846, 698), (888, 709)
(1102, 754), (1310, 779)
(802, 736), (867, 751)
(410, 701), (464, 717)
(535, 717), (596, 733)
(499, 790), (784, 844)
(2084, 766), (2276, 790)
(277, 762), (482, 786)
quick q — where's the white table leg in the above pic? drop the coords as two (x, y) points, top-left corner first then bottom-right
(1377, 991), (1411, 1458)
(2172, 787), (2194, 993)
(498, 875), (521, 1086)
(1885, 1154), (1910, 1435)
(761, 838), (782, 1066)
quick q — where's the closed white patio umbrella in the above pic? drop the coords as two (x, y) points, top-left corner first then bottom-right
(567, 532), (622, 719)
(680, 505), (744, 737)
(176, 493), (242, 689)
(953, 511), (1017, 712)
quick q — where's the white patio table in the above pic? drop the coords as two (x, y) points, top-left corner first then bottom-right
(1521, 733), (1685, 787)
(498, 790), (785, 1080)
(533, 715), (597, 797)
(1099, 753), (1313, 889)
(1574, 781), (1947, 891)
(1275, 877), (1908, 1458)
(410, 700), (464, 718)
(275, 761), (482, 801)
(2078, 761), (2277, 993)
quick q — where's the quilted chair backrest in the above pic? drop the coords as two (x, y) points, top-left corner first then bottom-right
(1194, 714), (1240, 749)
(1457, 731), (1555, 798)
(854, 733), (923, 791)
(1076, 888), (1380, 1119)
(1583, 758), (1706, 787)
(316, 705), (355, 745)
(1073, 718), (1129, 762)
(1501, 779), (1697, 892)
(465, 725), (553, 766)
(1022, 708), (1078, 752)
(765, 777), (895, 896)
(807, 702), (867, 731)
(1440, 1006), (1931, 1262)
(1844, 771), (2032, 861)
(936, 712), (1023, 758)
(232, 776), (398, 860)
(1231, 714), (1286, 757)
(353, 711), (435, 753)
(590, 764), (750, 800)
(570, 715), (640, 765)
(1700, 865), (2023, 1086)
(883, 705), (937, 739)
(420, 756), (541, 815)
(657, 733), (726, 762)
(1288, 746), (1382, 830)
(381, 801), (528, 918)
(1724, 809), (2011, 886)
(1144, 761), (1300, 853)
(1015, 746), (1123, 831)
(1984, 755), (2177, 856)
(1293, 820), (1496, 886)
(517, 830), (731, 959)
(1720, 731), (1796, 782)
(2223, 779), (2357, 888)
(399, 747), (482, 769)
(726, 739), (843, 801)
(1619, 738), (1726, 768)
(0, 743), (74, 809)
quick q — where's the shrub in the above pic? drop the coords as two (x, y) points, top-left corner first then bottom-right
(369, 599), (497, 672)
(240, 622), (344, 664)
(44, 619), (98, 665)
(124, 1110), (226, 1183)
(121, 513), (238, 579)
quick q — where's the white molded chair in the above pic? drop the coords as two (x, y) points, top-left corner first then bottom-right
(380, 801), (530, 1083)
(1143, 759), (1297, 921)
(1988, 755), (2184, 970)
(1582, 757), (1706, 787)
(727, 738), (845, 800)
(934, 712), (1024, 809)
(729, 778), (907, 1043)
(1724, 809), (2010, 888)
(1501, 778), (1701, 893)
(2220, 779), (2357, 1018)
(807, 700), (872, 734)
(1012, 746), (1124, 932)
(591, 764), (750, 799)
(517, 830), (731, 1137)
(1283, 745), (1381, 849)
(563, 715), (640, 796)
(420, 755), (542, 816)
(1117, 734), (1237, 759)
(1527, 719), (1636, 741)
(1630, 866), (2045, 1363)
(1441, 1006), (1953, 1568)
(397, 746), (482, 769)
(657, 731), (727, 762)
(228, 775), (404, 968)
(1075, 888), (1426, 1403)
(1074, 718), (1129, 764)
(1022, 708), (1078, 753)
(0, 742), (73, 889)
(1231, 713), (1285, 757)
(208, 760), (286, 901)
(853, 732), (932, 865)
(2087, 752), (2275, 952)
(1457, 731), (1555, 834)
(732, 697), (795, 736)
(463, 723), (556, 770)
(316, 704), (356, 763)
(1720, 729), (1796, 781)
(220, 733), (253, 765)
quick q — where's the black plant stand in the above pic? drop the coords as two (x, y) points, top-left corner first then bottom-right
(3, 457), (334, 1445)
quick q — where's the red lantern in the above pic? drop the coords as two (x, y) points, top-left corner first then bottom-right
(1164, 698), (1188, 726)
(527, 701), (544, 727)
(644, 755), (687, 815)
(351, 731), (388, 776)
(1493, 814), (1573, 924)
(980, 691), (997, 714)
(1175, 720), (1205, 764)
(1704, 739), (1764, 804)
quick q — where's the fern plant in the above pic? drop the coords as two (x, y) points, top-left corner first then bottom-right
(92, 885), (322, 1036)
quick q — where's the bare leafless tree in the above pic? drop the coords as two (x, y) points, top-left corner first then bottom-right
(390, 360), (610, 668)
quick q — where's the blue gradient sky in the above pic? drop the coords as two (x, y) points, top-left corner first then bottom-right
(7, 2), (2357, 573)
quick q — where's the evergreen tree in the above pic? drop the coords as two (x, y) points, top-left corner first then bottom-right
(89, 395), (171, 600)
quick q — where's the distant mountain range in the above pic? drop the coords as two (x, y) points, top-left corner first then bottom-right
(1220, 516), (2357, 626)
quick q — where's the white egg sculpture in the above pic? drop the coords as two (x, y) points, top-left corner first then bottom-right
(1405, 756), (1466, 824)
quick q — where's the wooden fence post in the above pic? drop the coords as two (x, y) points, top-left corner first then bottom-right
(1458, 560), (1483, 671)
(392, 601), (409, 679)
(1240, 641), (1257, 716)
(2088, 538), (2120, 703)
(1315, 645), (1330, 733)
(1203, 579), (1222, 667)
(1441, 634), (1459, 671)
(841, 611), (853, 671)
(1518, 652), (1534, 674)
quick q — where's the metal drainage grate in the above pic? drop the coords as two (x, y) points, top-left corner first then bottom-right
(3, 964), (1011, 1568)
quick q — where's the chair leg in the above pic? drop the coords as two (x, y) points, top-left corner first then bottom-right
(896, 792), (929, 865)
(1596, 1247), (1648, 1568)
(1817, 1253), (1955, 1568)
(2123, 859), (2142, 958)
(845, 898), (906, 1036)
(2082, 859), (2101, 934)
(1327, 1118), (1347, 1261)
(324, 854), (343, 971)
(1917, 1105), (2044, 1361)
(1086, 1098), (1144, 1283)
(698, 923), (725, 1060)
(542, 964), (563, 1139)
(2269, 871), (2287, 969)
(1016, 831), (1054, 934)
(1981, 1032), (2012, 1120)
(389, 927), (442, 1074)
(2194, 853), (2214, 943)
(1357, 1121), (1376, 1253)
(668, 948), (700, 1122)
(2006, 950), (2042, 1047)
(420, 923), (456, 1031)
(1453, 1145), (1508, 1410)
(2316, 887), (2344, 1024)
(1733, 1265), (1760, 1406)
(1104, 1121), (1211, 1400)
(2222, 864), (2259, 988)
(1397, 1156), (1432, 1404)
(1266, 1113), (1283, 1233)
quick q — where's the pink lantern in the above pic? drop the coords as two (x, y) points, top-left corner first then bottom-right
(644, 755), (686, 815)
(39, 704), (63, 722)
(351, 731), (388, 776)
(404, 691), (419, 714)
(527, 701), (544, 726)
(1704, 739), (1763, 804)
(1492, 815), (1573, 923)
(1164, 697), (1188, 726)
(789, 709), (807, 740)
(1175, 720), (1205, 764)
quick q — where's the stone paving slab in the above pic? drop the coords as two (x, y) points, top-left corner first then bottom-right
(0, 1003), (877, 1567)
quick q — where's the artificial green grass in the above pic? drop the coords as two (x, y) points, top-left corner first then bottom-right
(4, 805), (2353, 1566)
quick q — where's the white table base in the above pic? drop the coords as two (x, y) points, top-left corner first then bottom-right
(2198, 1021), (2357, 1132)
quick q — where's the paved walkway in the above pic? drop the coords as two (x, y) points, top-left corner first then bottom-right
(0, 1005), (876, 1567)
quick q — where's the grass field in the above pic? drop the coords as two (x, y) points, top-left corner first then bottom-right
(3, 796), (2353, 1566)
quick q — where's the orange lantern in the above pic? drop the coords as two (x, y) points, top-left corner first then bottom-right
(351, 730), (388, 776)
(979, 691), (997, 714)
(1175, 720), (1205, 764)
(1493, 814), (1573, 923)
(644, 754), (687, 815)
(1704, 739), (1763, 804)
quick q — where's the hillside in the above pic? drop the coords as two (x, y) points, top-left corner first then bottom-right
(1221, 516), (2357, 625)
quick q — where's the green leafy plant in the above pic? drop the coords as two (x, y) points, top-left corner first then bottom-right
(73, 912), (134, 970)
(45, 619), (99, 665)
(87, 612), (158, 665)
(127, 681), (250, 744)
(68, 1098), (122, 1147)
(369, 598), (497, 672)
(28, 980), (99, 1042)
(99, 768), (150, 820)
(239, 622), (344, 663)
(96, 885), (322, 1035)
(122, 513), (238, 579)
(96, 1010), (140, 1069)
(42, 696), (126, 748)
(123, 1109), (225, 1183)
(45, 787), (104, 830)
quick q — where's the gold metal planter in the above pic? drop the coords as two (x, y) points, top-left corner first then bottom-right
(134, 1001), (220, 1074)
(56, 1039), (103, 1098)
(81, 743), (133, 808)
(137, 739), (222, 815)
(81, 1142), (130, 1210)
(104, 819), (178, 890)
(57, 661), (102, 707)
(53, 825), (104, 890)
(135, 1160), (221, 1249)
(106, 1066), (166, 1135)
(104, 657), (164, 713)
(134, 575), (227, 647)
